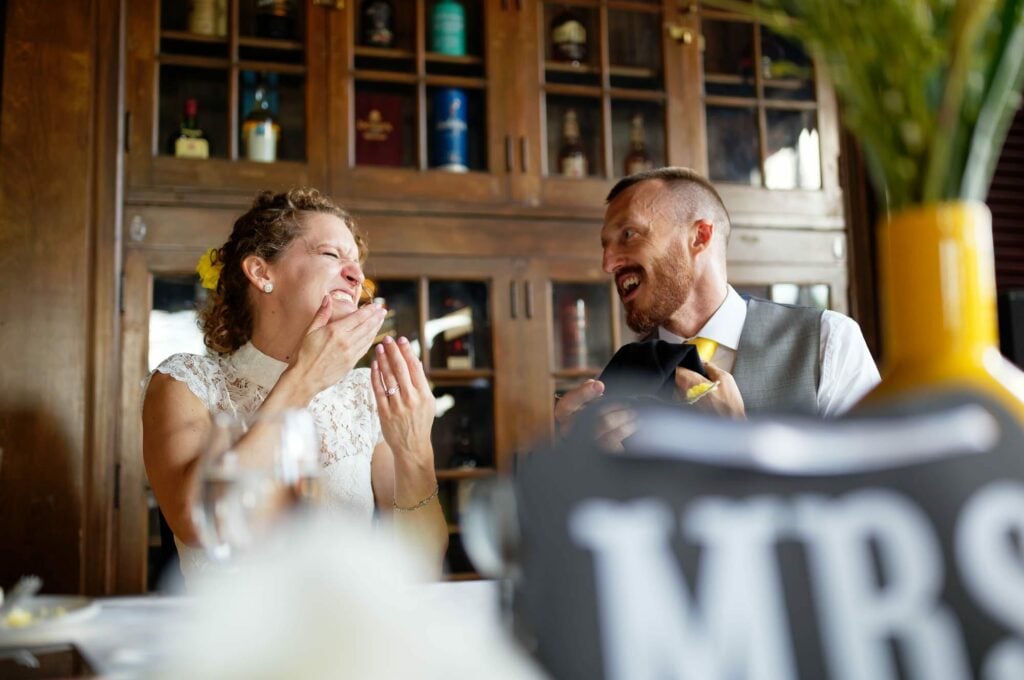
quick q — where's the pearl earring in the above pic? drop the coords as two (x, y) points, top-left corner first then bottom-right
(262, 282), (274, 293)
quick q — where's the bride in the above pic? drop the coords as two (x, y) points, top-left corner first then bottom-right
(142, 188), (447, 583)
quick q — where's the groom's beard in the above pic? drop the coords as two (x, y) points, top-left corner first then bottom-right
(624, 240), (692, 335)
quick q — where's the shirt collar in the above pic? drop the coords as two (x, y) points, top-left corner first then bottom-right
(657, 285), (746, 350)
(228, 341), (288, 391)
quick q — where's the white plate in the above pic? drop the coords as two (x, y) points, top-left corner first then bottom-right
(0, 595), (100, 631)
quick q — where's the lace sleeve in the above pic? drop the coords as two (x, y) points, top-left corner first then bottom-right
(360, 368), (385, 447)
(143, 353), (223, 413)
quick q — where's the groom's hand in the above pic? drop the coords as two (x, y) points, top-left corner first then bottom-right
(554, 379), (605, 437)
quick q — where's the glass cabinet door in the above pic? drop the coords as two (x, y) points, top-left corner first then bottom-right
(330, 0), (515, 204)
(521, 0), (674, 208)
(358, 260), (517, 580)
(128, 0), (323, 189)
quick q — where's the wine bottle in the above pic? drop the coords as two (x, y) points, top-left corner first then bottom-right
(431, 0), (465, 56)
(561, 297), (589, 369)
(168, 98), (210, 159)
(551, 6), (587, 66)
(448, 415), (478, 468)
(623, 113), (654, 176)
(242, 79), (280, 163)
(256, 0), (294, 40)
(360, 0), (395, 48)
(558, 109), (588, 178)
(442, 295), (474, 369)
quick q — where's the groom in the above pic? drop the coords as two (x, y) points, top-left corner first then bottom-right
(555, 168), (879, 434)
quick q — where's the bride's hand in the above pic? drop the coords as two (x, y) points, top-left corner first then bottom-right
(287, 296), (386, 400)
(371, 336), (435, 467)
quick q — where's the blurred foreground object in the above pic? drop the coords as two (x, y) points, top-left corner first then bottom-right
(515, 400), (1024, 680)
(704, 1), (1024, 417)
(156, 513), (543, 680)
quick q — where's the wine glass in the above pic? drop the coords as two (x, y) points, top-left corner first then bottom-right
(192, 408), (321, 562)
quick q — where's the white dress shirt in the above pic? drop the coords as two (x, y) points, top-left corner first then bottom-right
(658, 286), (880, 417)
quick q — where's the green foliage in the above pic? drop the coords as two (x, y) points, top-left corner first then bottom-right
(704, 0), (1024, 212)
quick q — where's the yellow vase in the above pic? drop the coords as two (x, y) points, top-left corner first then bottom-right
(860, 201), (1024, 418)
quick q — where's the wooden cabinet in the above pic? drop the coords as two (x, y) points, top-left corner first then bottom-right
(115, 0), (854, 590)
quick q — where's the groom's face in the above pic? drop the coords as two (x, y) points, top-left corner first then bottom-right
(601, 181), (694, 335)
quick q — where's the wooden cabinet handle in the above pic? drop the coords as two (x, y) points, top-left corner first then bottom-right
(505, 135), (514, 172)
(519, 137), (528, 174)
(524, 281), (534, 319)
(510, 281), (519, 319)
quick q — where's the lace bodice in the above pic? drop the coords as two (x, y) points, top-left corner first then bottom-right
(148, 343), (382, 585)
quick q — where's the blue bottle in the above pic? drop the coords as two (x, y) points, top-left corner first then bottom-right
(433, 88), (468, 172)
(431, 0), (465, 56)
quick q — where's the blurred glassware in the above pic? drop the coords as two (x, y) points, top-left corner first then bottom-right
(192, 409), (321, 562)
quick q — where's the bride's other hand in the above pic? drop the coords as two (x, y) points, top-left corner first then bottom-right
(371, 336), (435, 466)
(285, 296), (386, 402)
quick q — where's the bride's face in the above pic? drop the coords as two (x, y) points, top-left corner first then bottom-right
(265, 213), (365, 324)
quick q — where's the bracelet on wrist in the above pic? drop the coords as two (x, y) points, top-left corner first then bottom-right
(394, 484), (439, 512)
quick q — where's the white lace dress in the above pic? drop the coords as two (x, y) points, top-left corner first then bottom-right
(148, 342), (382, 583)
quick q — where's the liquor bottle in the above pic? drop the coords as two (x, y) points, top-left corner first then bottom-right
(623, 113), (654, 176)
(432, 88), (468, 172)
(189, 0), (217, 36)
(448, 415), (478, 468)
(561, 297), (589, 369)
(550, 6), (587, 66)
(442, 295), (474, 369)
(168, 98), (210, 159)
(215, 0), (227, 37)
(242, 79), (280, 163)
(557, 109), (588, 178)
(360, 0), (395, 48)
(431, 0), (465, 56)
(256, 0), (294, 40)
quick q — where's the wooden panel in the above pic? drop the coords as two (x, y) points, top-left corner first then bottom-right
(990, 111), (1024, 291)
(727, 226), (846, 265)
(0, 0), (110, 595)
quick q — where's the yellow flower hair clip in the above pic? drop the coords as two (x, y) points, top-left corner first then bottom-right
(196, 248), (223, 291)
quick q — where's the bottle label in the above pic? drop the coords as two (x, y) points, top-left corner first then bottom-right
(243, 121), (279, 162)
(446, 355), (473, 369)
(175, 136), (209, 159)
(625, 157), (653, 175)
(552, 20), (586, 46)
(189, 0), (217, 36)
(561, 155), (587, 178)
(364, 1), (394, 47)
(432, 6), (466, 55)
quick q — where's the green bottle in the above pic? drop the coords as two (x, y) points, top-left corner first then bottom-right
(431, 0), (465, 56)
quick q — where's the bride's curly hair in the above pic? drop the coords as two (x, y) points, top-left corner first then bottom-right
(199, 188), (366, 355)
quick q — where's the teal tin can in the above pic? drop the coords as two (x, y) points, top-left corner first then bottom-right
(431, 0), (465, 56)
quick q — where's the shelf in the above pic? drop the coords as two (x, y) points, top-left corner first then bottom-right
(237, 59), (306, 75)
(352, 70), (419, 85)
(161, 30), (226, 45)
(426, 52), (484, 66)
(354, 45), (416, 60)
(445, 572), (482, 582)
(552, 368), (601, 379)
(426, 369), (495, 381)
(436, 467), (497, 481)
(608, 64), (657, 79)
(545, 61), (599, 75)
(239, 36), (304, 52)
(157, 53), (229, 70)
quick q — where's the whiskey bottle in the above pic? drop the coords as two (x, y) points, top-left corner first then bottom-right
(360, 0), (395, 48)
(623, 113), (654, 176)
(551, 6), (587, 65)
(256, 0), (294, 40)
(560, 297), (589, 369)
(431, 0), (465, 56)
(442, 295), (474, 369)
(432, 88), (468, 172)
(242, 80), (280, 163)
(557, 109), (588, 178)
(448, 415), (478, 468)
(168, 98), (210, 159)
